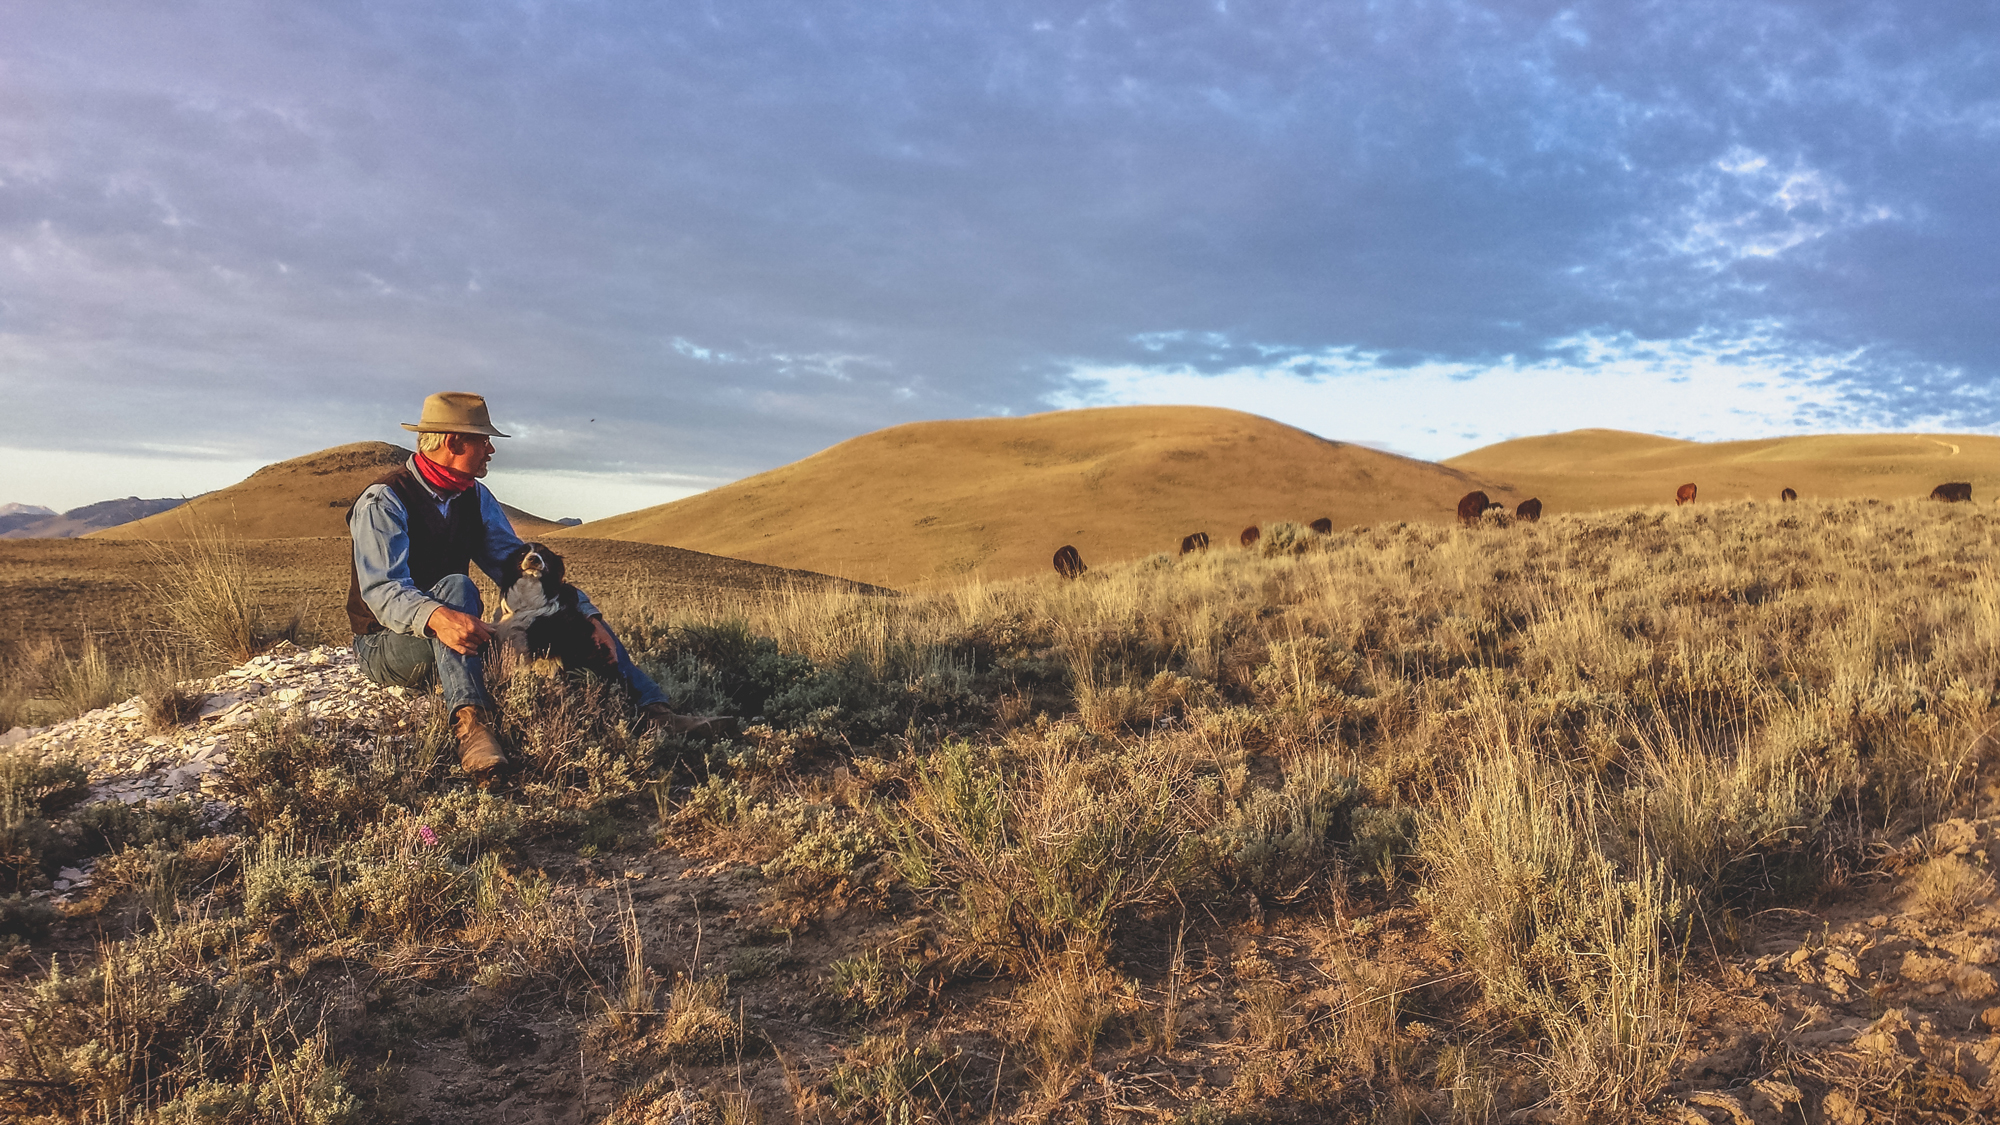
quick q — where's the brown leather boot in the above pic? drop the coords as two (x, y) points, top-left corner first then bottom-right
(638, 702), (738, 741)
(452, 706), (508, 775)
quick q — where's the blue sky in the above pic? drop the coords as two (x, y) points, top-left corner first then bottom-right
(2, 1), (1996, 518)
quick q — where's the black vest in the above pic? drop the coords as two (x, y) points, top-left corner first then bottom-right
(346, 467), (485, 635)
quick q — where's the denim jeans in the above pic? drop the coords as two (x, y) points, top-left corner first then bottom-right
(352, 573), (670, 712)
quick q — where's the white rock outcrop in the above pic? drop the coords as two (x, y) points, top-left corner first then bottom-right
(2, 642), (427, 822)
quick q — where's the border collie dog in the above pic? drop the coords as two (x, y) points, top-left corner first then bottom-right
(492, 542), (619, 681)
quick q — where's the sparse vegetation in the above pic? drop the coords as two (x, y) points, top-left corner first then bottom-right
(142, 522), (271, 665)
(5, 497), (2000, 1121)
(1, 629), (199, 732)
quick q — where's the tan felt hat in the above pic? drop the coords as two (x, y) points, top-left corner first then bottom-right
(401, 391), (511, 437)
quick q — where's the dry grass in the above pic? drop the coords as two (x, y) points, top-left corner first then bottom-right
(141, 523), (269, 664)
(7, 496), (2000, 1122)
(1912, 853), (1995, 920)
(618, 496), (1999, 1115)
(890, 732), (1214, 974)
(0, 629), (202, 732)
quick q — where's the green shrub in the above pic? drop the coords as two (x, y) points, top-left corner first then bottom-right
(0, 893), (56, 942)
(636, 619), (816, 718)
(0, 752), (89, 813)
(73, 796), (204, 855)
(0, 925), (354, 1122)
(242, 837), (324, 926)
(223, 712), (429, 844)
(0, 751), (90, 894)
(416, 789), (523, 857)
(244, 823), (471, 946)
(151, 1033), (359, 1125)
(828, 1032), (963, 1117)
(1349, 805), (1420, 885)
(1210, 753), (1359, 898)
(892, 736), (1213, 973)
(497, 672), (652, 824)
(759, 804), (882, 894)
(639, 621), (988, 747)
(825, 947), (924, 1019)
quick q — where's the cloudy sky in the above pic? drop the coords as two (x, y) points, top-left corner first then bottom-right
(3, 1), (1996, 518)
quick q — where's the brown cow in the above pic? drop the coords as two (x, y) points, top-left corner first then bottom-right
(1457, 491), (1503, 524)
(1675, 483), (1697, 506)
(1932, 482), (1973, 503)
(1457, 491), (1491, 524)
(1240, 525), (1261, 548)
(1309, 517), (1333, 534)
(1180, 531), (1210, 555)
(1515, 498), (1542, 522)
(1052, 544), (1086, 578)
(1780, 488), (1797, 503)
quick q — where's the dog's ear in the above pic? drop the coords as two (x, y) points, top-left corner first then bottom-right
(500, 542), (531, 584)
(542, 547), (566, 584)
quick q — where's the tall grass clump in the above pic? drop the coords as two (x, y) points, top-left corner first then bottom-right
(1423, 744), (1688, 1118)
(890, 731), (1215, 975)
(0, 625), (206, 730)
(143, 520), (264, 665)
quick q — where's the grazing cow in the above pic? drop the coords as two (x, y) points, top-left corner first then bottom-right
(1932, 482), (1973, 503)
(1780, 488), (1798, 503)
(1675, 483), (1697, 506)
(1516, 498), (1542, 522)
(1180, 531), (1210, 555)
(1457, 491), (1504, 524)
(1053, 544), (1087, 578)
(1309, 517), (1333, 534)
(1240, 525), (1261, 548)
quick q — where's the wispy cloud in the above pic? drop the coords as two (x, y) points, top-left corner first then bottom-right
(1053, 327), (1990, 461)
(0, 1), (1995, 509)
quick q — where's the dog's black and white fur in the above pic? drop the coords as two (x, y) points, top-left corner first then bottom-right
(492, 542), (620, 681)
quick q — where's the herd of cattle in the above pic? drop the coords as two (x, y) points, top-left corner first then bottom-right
(1049, 481), (1982, 577)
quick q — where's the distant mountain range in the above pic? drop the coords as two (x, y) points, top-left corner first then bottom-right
(0, 503), (54, 517)
(0, 497), (190, 539)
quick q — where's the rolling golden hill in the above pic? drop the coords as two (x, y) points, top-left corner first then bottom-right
(1444, 429), (2000, 512)
(558, 406), (1516, 588)
(90, 442), (569, 541)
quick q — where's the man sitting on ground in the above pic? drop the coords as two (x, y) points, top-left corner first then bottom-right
(346, 391), (728, 775)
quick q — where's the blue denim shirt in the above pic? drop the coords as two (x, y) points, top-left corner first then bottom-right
(348, 457), (597, 636)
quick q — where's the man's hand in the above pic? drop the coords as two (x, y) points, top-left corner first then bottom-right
(589, 616), (618, 665)
(426, 604), (493, 655)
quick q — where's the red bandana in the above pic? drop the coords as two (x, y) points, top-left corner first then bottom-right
(412, 452), (475, 495)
